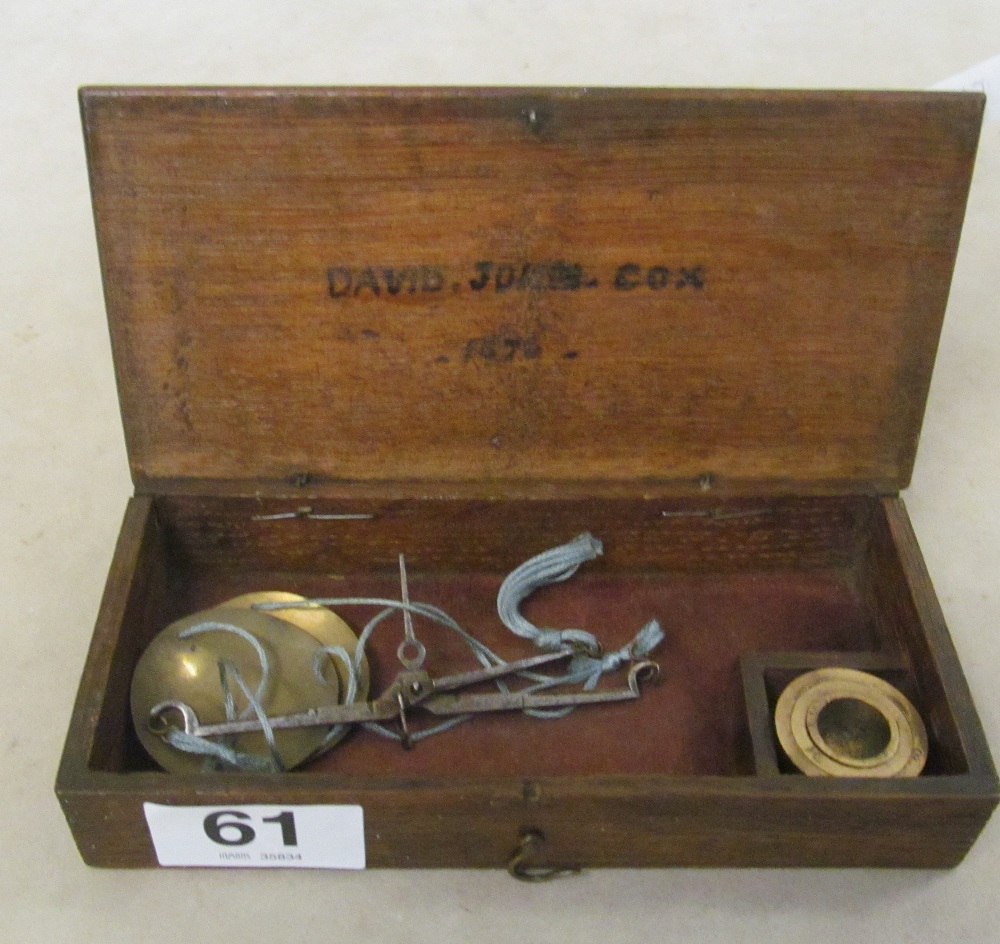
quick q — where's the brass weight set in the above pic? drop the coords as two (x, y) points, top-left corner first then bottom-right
(774, 668), (928, 777)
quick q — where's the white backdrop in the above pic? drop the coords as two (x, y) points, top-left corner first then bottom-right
(2, 3), (998, 942)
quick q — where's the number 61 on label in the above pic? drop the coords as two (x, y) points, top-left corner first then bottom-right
(143, 803), (366, 869)
(202, 809), (298, 847)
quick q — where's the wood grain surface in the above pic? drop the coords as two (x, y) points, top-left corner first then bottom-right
(81, 88), (983, 494)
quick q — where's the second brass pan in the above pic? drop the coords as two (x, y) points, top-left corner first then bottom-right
(221, 591), (370, 699)
(221, 591), (370, 755)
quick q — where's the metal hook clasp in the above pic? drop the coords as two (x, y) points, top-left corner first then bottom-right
(507, 829), (582, 882)
(148, 700), (199, 736)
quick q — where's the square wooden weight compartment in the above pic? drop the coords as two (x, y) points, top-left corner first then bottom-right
(57, 87), (998, 869)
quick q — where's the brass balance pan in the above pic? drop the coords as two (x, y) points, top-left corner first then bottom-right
(219, 591), (371, 757)
(774, 667), (928, 778)
(220, 591), (370, 699)
(130, 607), (342, 774)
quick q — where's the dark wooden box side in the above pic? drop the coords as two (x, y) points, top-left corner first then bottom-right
(55, 771), (998, 870)
(57, 497), (162, 779)
(869, 498), (996, 780)
(57, 494), (997, 869)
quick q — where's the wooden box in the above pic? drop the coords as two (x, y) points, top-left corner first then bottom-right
(57, 87), (998, 870)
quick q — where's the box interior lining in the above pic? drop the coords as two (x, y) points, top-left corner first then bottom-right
(84, 493), (974, 780)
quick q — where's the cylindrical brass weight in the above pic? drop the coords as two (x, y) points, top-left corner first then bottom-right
(774, 667), (928, 777)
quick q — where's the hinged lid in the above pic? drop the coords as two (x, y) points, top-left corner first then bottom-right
(82, 87), (983, 496)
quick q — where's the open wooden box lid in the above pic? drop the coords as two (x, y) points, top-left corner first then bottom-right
(82, 87), (984, 497)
